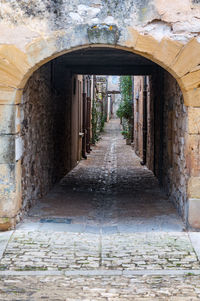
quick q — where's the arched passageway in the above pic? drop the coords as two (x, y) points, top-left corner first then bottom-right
(16, 47), (186, 230)
(0, 36), (200, 230)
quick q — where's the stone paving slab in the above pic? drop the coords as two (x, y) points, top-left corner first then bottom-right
(189, 233), (200, 261)
(1, 269), (200, 277)
(0, 230), (199, 272)
(17, 218), (184, 233)
(0, 231), (13, 260)
(0, 274), (200, 300)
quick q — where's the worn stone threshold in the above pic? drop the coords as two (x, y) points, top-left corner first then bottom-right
(0, 269), (200, 277)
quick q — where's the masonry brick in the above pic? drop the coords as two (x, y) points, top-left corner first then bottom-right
(188, 177), (200, 198)
(173, 38), (200, 77)
(188, 107), (200, 134)
(186, 134), (200, 177)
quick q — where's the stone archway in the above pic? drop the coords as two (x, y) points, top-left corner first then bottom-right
(0, 27), (199, 230)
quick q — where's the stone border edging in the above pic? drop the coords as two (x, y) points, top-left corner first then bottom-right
(0, 269), (200, 277)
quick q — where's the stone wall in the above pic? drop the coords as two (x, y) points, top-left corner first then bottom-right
(0, 0), (199, 230)
(146, 77), (154, 172)
(133, 76), (144, 159)
(162, 71), (188, 220)
(71, 74), (83, 164)
(0, 0), (200, 51)
(20, 61), (73, 213)
(133, 71), (188, 221)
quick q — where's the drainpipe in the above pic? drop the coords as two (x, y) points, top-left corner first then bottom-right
(140, 76), (147, 166)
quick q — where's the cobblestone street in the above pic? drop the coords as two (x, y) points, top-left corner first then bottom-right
(1, 119), (200, 300)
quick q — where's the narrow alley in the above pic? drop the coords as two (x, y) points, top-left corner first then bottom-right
(0, 119), (200, 300)
(27, 118), (183, 232)
(0, 1), (200, 299)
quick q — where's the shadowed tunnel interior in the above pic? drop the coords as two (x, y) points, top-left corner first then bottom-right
(54, 47), (157, 75)
(20, 47), (187, 228)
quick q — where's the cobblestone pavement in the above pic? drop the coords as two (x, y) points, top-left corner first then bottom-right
(1, 119), (200, 300)
(1, 231), (199, 272)
(1, 274), (200, 300)
(28, 118), (184, 230)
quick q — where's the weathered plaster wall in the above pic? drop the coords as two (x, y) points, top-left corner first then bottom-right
(20, 61), (72, 215)
(0, 0), (200, 51)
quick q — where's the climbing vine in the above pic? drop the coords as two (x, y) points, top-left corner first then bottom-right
(91, 98), (98, 144)
(117, 76), (133, 141)
(91, 96), (106, 144)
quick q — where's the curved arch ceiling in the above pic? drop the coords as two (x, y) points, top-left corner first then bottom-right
(54, 47), (158, 75)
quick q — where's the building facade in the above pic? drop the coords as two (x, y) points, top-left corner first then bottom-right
(0, 0), (200, 229)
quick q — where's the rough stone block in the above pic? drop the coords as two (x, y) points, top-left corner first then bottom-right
(26, 37), (57, 67)
(0, 218), (13, 231)
(0, 164), (17, 217)
(134, 34), (159, 56)
(0, 87), (22, 105)
(188, 107), (200, 134)
(87, 24), (119, 45)
(0, 45), (30, 77)
(188, 198), (200, 228)
(0, 69), (21, 88)
(0, 105), (19, 134)
(188, 177), (200, 198)
(154, 38), (183, 69)
(181, 69), (200, 92)
(186, 134), (200, 177)
(0, 45), (30, 88)
(0, 136), (15, 164)
(124, 27), (139, 48)
(173, 38), (200, 77)
(184, 88), (200, 107)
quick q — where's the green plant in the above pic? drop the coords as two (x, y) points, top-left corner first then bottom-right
(121, 130), (132, 140)
(117, 76), (133, 140)
(91, 97), (107, 144)
(91, 99), (98, 144)
(99, 106), (106, 132)
(116, 99), (132, 120)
